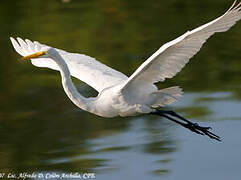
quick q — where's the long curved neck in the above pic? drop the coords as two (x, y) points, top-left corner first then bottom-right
(50, 52), (93, 112)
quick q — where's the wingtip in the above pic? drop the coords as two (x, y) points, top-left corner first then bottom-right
(10, 37), (15, 44)
(10, 37), (28, 56)
(16, 37), (24, 44)
(10, 37), (21, 55)
(230, 0), (237, 9)
(228, 0), (241, 11)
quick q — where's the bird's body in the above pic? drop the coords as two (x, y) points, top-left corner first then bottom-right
(10, 1), (241, 141)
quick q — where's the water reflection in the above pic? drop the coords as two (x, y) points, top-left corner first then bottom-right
(1, 0), (241, 179)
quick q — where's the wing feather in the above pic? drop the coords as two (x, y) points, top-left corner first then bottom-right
(119, 1), (241, 92)
(10, 37), (128, 92)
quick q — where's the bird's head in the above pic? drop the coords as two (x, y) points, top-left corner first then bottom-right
(21, 48), (57, 61)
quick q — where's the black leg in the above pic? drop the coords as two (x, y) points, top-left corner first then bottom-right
(151, 109), (221, 141)
(156, 110), (212, 130)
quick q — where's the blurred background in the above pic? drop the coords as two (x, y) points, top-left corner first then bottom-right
(0, 0), (241, 179)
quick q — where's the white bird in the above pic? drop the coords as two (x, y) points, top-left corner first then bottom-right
(10, 1), (241, 141)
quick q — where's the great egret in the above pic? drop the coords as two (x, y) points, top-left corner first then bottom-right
(10, 1), (241, 141)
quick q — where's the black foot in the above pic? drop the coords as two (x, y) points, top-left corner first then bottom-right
(151, 109), (221, 142)
(181, 121), (221, 141)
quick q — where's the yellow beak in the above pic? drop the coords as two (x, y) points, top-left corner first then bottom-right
(21, 51), (47, 61)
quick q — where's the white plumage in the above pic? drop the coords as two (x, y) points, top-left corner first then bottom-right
(10, 37), (127, 92)
(10, 1), (241, 118)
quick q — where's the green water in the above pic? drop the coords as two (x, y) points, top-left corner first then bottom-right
(1, 0), (241, 179)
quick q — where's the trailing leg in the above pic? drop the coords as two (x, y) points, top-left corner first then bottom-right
(151, 109), (221, 141)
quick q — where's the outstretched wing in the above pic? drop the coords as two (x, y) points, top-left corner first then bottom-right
(119, 1), (241, 92)
(10, 37), (128, 92)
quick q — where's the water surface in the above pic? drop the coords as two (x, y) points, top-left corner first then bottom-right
(0, 0), (241, 179)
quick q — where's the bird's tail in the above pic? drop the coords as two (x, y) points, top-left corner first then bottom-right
(151, 86), (183, 107)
